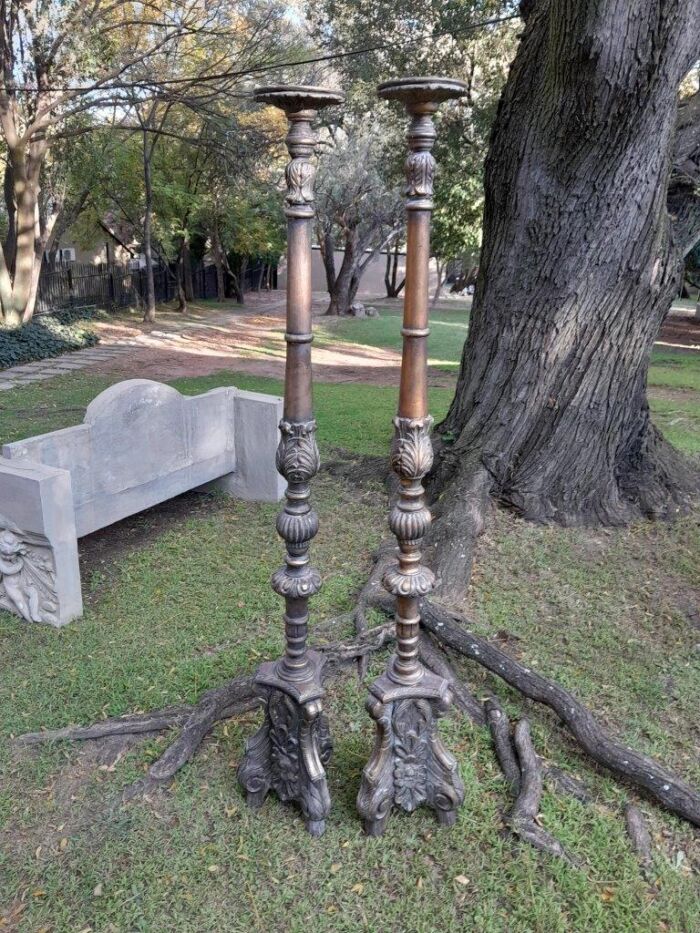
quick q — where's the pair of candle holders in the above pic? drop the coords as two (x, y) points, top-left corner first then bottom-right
(237, 77), (467, 837)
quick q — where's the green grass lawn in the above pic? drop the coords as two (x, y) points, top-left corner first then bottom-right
(0, 326), (699, 931)
(316, 304), (470, 372)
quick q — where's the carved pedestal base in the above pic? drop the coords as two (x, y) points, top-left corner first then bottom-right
(357, 664), (465, 836)
(237, 650), (332, 836)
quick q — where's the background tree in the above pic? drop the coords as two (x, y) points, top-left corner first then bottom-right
(314, 127), (403, 314)
(0, 0), (297, 327)
(0, 0), (206, 326)
(310, 0), (517, 312)
(426, 0), (700, 600)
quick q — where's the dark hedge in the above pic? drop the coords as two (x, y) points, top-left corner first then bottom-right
(0, 307), (99, 370)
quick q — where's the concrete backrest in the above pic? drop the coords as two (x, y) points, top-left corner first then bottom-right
(0, 379), (284, 624)
(3, 380), (239, 536)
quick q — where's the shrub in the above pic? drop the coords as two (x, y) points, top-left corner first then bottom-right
(52, 305), (99, 325)
(0, 310), (99, 370)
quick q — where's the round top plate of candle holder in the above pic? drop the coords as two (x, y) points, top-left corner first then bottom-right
(253, 85), (345, 111)
(377, 76), (468, 105)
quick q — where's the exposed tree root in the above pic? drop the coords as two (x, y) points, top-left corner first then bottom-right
(17, 706), (196, 745)
(352, 542), (395, 679)
(17, 622), (396, 800)
(507, 720), (578, 864)
(544, 766), (592, 804)
(484, 697), (520, 793)
(418, 632), (484, 724)
(424, 453), (492, 604)
(419, 598), (700, 827)
(624, 804), (654, 874)
(14, 566), (699, 849)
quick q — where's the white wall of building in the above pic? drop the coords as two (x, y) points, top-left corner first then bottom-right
(278, 246), (442, 297)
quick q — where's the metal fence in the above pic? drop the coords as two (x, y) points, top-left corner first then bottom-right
(37, 262), (176, 314)
(36, 258), (278, 315)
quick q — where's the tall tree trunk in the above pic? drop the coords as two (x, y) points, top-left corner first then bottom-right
(319, 229), (337, 297)
(385, 237), (405, 298)
(3, 162), (16, 276)
(239, 256), (248, 303)
(177, 243), (187, 313)
(141, 140), (157, 323)
(432, 259), (445, 306)
(182, 232), (194, 302)
(210, 224), (227, 302)
(325, 237), (357, 315)
(427, 0), (700, 602)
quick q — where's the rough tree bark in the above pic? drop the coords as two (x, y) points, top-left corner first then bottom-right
(427, 0), (700, 601)
(0, 132), (48, 327)
(325, 232), (360, 315)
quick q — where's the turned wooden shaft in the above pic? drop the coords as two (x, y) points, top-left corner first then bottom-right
(284, 217), (313, 424)
(398, 210), (431, 420)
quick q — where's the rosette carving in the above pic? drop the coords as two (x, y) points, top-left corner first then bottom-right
(390, 416), (434, 480)
(276, 419), (321, 483)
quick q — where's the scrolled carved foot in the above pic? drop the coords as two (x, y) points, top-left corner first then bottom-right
(357, 691), (464, 834)
(237, 687), (332, 836)
(363, 816), (388, 837)
(436, 808), (458, 827)
(245, 788), (267, 811)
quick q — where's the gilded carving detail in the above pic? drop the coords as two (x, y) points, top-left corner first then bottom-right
(390, 416), (434, 480)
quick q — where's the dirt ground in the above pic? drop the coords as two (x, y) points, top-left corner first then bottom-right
(90, 294), (700, 386)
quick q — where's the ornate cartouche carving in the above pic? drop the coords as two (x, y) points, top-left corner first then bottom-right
(0, 522), (58, 625)
(356, 691), (464, 835)
(238, 688), (333, 836)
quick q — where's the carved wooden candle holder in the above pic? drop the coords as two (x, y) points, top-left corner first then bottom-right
(357, 77), (468, 836)
(237, 85), (344, 837)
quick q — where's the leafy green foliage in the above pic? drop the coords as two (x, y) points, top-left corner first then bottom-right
(310, 0), (519, 265)
(0, 311), (98, 369)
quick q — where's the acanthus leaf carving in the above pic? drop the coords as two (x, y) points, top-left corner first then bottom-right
(405, 150), (435, 199)
(285, 158), (316, 206)
(390, 416), (434, 480)
(276, 419), (321, 484)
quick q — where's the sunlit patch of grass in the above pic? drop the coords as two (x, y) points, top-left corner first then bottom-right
(315, 304), (469, 373)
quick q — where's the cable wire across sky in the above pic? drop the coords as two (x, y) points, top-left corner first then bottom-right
(2, 12), (520, 94)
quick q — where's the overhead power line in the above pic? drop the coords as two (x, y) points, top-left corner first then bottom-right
(3, 13), (520, 94)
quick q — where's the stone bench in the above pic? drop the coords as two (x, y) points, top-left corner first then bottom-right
(0, 379), (284, 626)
